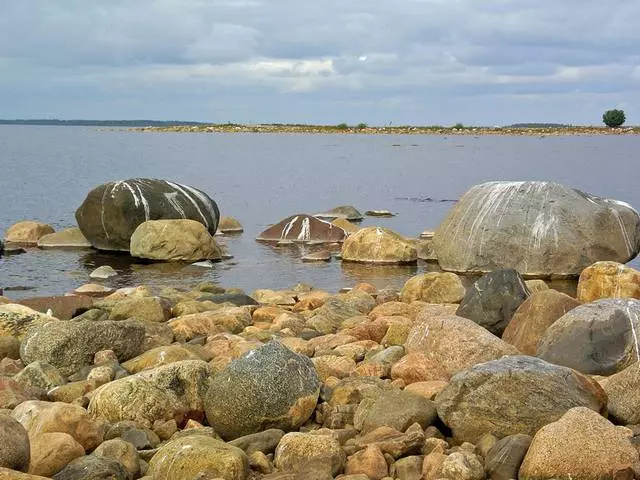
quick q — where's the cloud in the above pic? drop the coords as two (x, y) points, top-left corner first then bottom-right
(1, 0), (639, 124)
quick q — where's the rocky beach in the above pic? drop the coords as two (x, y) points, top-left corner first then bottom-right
(2, 178), (640, 479)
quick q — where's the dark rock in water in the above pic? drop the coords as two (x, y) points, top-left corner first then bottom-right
(52, 455), (130, 480)
(205, 341), (320, 440)
(365, 209), (395, 217)
(435, 355), (607, 443)
(75, 178), (220, 251)
(456, 269), (530, 336)
(197, 292), (259, 306)
(18, 295), (93, 320)
(256, 214), (348, 243)
(433, 181), (640, 277)
(537, 298), (640, 375)
(484, 434), (532, 480)
(314, 205), (364, 222)
(21, 320), (146, 377)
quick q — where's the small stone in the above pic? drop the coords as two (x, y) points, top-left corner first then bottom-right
(93, 438), (140, 477)
(345, 445), (388, 480)
(218, 216), (244, 234)
(89, 266), (118, 279)
(484, 434), (531, 480)
(302, 250), (332, 262)
(274, 432), (346, 476)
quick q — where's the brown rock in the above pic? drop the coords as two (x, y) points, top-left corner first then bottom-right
(0, 336), (20, 360)
(28, 432), (84, 477)
(93, 438), (140, 477)
(253, 306), (289, 323)
(0, 468), (49, 479)
(484, 434), (532, 480)
(360, 389), (437, 434)
(341, 227), (417, 264)
(519, 407), (640, 480)
(345, 445), (388, 480)
(577, 261), (640, 302)
(219, 216), (244, 233)
(257, 214), (347, 243)
(121, 344), (201, 373)
(332, 217), (361, 234)
(108, 296), (171, 323)
(368, 302), (412, 320)
(0, 304), (57, 339)
(502, 289), (580, 354)
(312, 355), (356, 381)
(602, 362), (640, 425)
(168, 307), (252, 341)
(18, 295), (92, 321)
(355, 424), (424, 459)
(400, 273), (465, 304)
(0, 377), (38, 409)
(36, 227), (91, 248)
(274, 432), (346, 476)
(404, 381), (449, 400)
(0, 414), (30, 471)
(390, 353), (449, 384)
(4, 221), (54, 245)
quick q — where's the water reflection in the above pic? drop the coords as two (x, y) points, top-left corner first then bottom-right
(340, 261), (419, 290)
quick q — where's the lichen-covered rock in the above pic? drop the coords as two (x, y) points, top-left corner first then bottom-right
(108, 296), (171, 323)
(537, 298), (640, 375)
(456, 269), (530, 336)
(36, 228), (91, 249)
(0, 414), (30, 471)
(274, 432), (346, 476)
(205, 341), (320, 440)
(602, 362), (640, 425)
(435, 356), (607, 444)
(130, 219), (222, 261)
(577, 261), (640, 302)
(148, 435), (248, 480)
(20, 320), (145, 377)
(341, 227), (417, 264)
(519, 407), (640, 480)
(257, 214), (347, 243)
(433, 181), (640, 276)
(88, 360), (211, 428)
(13, 361), (67, 392)
(75, 178), (220, 251)
(4, 221), (54, 245)
(400, 272), (465, 304)
(121, 345), (201, 374)
(0, 304), (58, 340)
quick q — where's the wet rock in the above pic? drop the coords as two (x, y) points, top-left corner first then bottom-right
(89, 265), (118, 279)
(341, 227), (417, 264)
(205, 342), (320, 440)
(0, 414), (30, 471)
(20, 319), (145, 377)
(501, 289), (580, 355)
(435, 356), (607, 443)
(257, 214), (347, 243)
(577, 261), (640, 302)
(433, 181), (640, 276)
(484, 433), (532, 480)
(72, 284), (113, 297)
(37, 227), (91, 249)
(455, 269), (530, 336)
(400, 272), (465, 304)
(0, 304), (57, 339)
(28, 432), (84, 477)
(4, 221), (54, 246)
(108, 296), (171, 323)
(52, 455), (130, 480)
(315, 205), (364, 222)
(147, 435), (248, 480)
(537, 298), (640, 375)
(302, 250), (332, 262)
(76, 178), (220, 251)
(18, 296), (93, 321)
(88, 360), (210, 428)
(405, 315), (519, 377)
(274, 432), (346, 476)
(130, 219), (222, 261)
(219, 216), (244, 233)
(519, 407), (640, 480)
(365, 210), (395, 217)
(14, 361), (67, 391)
(361, 389), (437, 433)
(345, 445), (388, 480)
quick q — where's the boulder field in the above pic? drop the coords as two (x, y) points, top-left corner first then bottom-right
(1, 260), (640, 479)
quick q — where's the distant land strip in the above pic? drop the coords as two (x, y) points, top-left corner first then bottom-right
(1, 119), (638, 135)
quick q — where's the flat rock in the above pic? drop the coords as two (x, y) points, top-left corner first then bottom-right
(37, 228), (91, 249)
(257, 214), (348, 243)
(4, 221), (54, 246)
(314, 205), (364, 222)
(17, 295), (93, 321)
(577, 261), (640, 302)
(89, 265), (118, 279)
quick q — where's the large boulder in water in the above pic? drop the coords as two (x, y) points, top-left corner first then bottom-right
(204, 341), (321, 440)
(256, 214), (347, 243)
(537, 298), (640, 375)
(432, 181), (640, 277)
(75, 178), (220, 251)
(341, 227), (417, 264)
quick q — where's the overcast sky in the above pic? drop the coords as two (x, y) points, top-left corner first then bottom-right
(1, 0), (638, 125)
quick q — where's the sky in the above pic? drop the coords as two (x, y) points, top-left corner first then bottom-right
(1, 0), (639, 125)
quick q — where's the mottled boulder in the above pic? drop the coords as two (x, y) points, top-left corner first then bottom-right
(341, 227), (417, 264)
(433, 181), (640, 276)
(4, 221), (54, 246)
(537, 298), (640, 375)
(519, 407), (640, 480)
(88, 360), (210, 428)
(577, 261), (640, 302)
(602, 362), (640, 425)
(315, 205), (364, 222)
(484, 434), (531, 480)
(405, 315), (519, 377)
(14, 361), (67, 392)
(52, 455), (130, 480)
(37, 228), (91, 249)
(93, 438), (140, 477)
(18, 296), (93, 321)
(130, 219), (222, 261)
(75, 178), (220, 251)
(0, 414), (30, 471)
(456, 269), (530, 336)
(435, 356), (607, 443)
(21, 320), (145, 377)
(257, 214), (347, 243)
(205, 342), (320, 440)
(502, 289), (579, 354)
(400, 272), (465, 304)
(274, 432), (346, 476)
(0, 304), (57, 340)
(360, 389), (437, 433)
(148, 435), (248, 480)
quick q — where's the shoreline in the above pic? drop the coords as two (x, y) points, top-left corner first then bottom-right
(136, 124), (640, 135)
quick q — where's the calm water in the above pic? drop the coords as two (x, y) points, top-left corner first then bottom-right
(1, 126), (639, 299)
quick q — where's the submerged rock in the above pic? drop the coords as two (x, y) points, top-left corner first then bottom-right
(341, 227), (417, 264)
(75, 178), (220, 251)
(433, 181), (640, 276)
(218, 216), (244, 233)
(256, 214), (347, 243)
(314, 205), (364, 222)
(36, 228), (91, 249)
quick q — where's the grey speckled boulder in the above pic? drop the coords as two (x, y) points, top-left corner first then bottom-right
(537, 298), (640, 375)
(52, 455), (130, 480)
(20, 320), (145, 377)
(75, 178), (220, 251)
(435, 356), (607, 443)
(205, 341), (320, 440)
(456, 269), (530, 336)
(433, 181), (640, 276)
